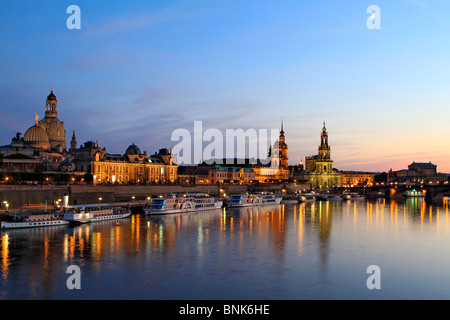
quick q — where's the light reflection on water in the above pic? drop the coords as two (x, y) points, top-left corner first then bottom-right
(1, 198), (450, 300)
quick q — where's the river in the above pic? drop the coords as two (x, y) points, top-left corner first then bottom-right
(1, 197), (449, 300)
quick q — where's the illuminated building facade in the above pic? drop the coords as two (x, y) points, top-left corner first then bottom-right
(0, 89), (68, 173)
(209, 166), (256, 184)
(253, 121), (289, 182)
(342, 171), (374, 187)
(38, 88), (67, 153)
(73, 142), (178, 184)
(300, 122), (342, 189)
(389, 161), (447, 185)
(0, 88), (178, 184)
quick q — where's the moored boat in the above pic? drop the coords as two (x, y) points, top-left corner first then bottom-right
(403, 189), (425, 198)
(327, 194), (343, 201)
(258, 192), (282, 205)
(62, 203), (131, 225)
(145, 194), (223, 215)
(342, 192), (365, 200)
(298, 192), (316, 202)
(316, 194), (343, 201)
(1, 211), (69, 230)
(228, 192), (281, 207)
(228, 193), (260, 207)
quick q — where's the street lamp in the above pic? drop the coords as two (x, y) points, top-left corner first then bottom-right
(3, 201), (9, 213)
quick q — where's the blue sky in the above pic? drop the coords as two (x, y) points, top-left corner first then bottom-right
(1, 0), (450, 172)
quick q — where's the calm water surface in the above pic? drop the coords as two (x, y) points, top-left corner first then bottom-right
(1, 198), (450, 300)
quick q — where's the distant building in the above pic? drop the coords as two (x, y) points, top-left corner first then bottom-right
(73, 141), (178, 184)
(200, 121), (289, 183)
(253, 121), (289, 182)
(209, 166), (255, 184)
(0, 88), (179, 185)
(0, 88), (68, 173)
(38, 87), (67, 153)
(177, 164), (256, 185)
(342, 171), (374, 187)
(408, 162), (437, 176)
(297, 122), (342, 189)
(0, 133), (43, 173)
(389, 161), (447, 185)
(177, 166), (212, 184)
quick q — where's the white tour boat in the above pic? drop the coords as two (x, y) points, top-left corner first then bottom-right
(1, 211), (69, 230)
(298, 192), (316, 202)
(228, 192), (282, 208)
(342, 192), (365, 200)
(62, 203), (131, 225)
(403, 190), (425, 198)
(145, 194), (223, 215)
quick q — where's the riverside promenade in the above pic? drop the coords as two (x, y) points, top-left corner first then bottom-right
(0, 182), (309, 213)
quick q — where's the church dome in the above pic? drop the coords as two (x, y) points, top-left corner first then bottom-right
(23, 125), (50, 150)
(47, 88), (57, 101)
(125, 143), (141, 155)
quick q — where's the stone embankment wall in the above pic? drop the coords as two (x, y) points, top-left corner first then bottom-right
(0, 183), (310, 210)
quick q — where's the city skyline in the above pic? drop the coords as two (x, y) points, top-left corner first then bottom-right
(1, 1), (450, 173)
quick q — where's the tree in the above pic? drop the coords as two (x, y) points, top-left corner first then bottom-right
(374, 172), (387, 183)
(83, 173), (93, 184)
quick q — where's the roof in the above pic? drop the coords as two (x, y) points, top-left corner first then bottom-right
(411, 162), (436, 167)
(341, 171), (375, 175)
(23, 125), (49, 143)
(201, 158), (271, 167)
(211, 166), (255, 173)
(177, 166), (210, 175)
(47, 88), (57, 101)
(2, 152), (37, 160)
(125, 143), (141, 155)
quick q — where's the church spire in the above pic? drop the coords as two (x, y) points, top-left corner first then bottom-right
(319, 121), (330, 160)
(70, 130), (77, 152)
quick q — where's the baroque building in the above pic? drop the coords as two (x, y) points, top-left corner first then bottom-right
(38, 87), (67, 153)
(0, 87), (177, 183)
(253, 120), (290, 182)
(193, 120), (290, 183)
(342, 171), (374, 187)
(72, 141), (178, 184)
(389, 161), (447, 185)
(298, 122), (342, 189)
(0, 88), (68, 173)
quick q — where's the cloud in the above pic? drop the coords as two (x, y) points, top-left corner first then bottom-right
(83, 4), (209, 38)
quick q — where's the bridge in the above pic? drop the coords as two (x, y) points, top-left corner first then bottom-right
(336, 184), (450, 203)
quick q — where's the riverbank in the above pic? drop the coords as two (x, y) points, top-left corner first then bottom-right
(0, 183), (310, 212)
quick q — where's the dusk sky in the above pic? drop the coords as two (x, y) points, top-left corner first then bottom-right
(1, 0), (450, 172)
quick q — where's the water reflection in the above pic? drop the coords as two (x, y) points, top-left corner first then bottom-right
(0, 198), (449, 299)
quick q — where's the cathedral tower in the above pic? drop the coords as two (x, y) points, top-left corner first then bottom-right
(278, 119), (288, 169)
(70, 131), (77, 153)
(318, 121), (330, 160)
(269, 119), (289, 180)
(301, 121), (342, 189)
(38, 87), (67, 152)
